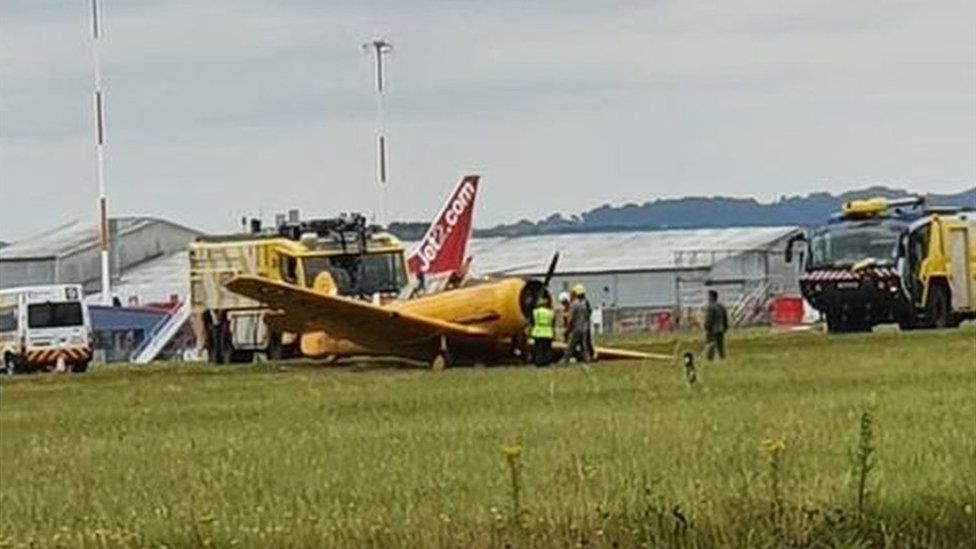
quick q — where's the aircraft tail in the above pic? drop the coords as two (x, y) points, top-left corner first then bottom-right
(406, 175), (480, 277)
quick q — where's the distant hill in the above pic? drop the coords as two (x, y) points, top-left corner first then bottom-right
(0, 241), (7, 250)
(570, 186), (973, 232)
(388, 186), (973, 240)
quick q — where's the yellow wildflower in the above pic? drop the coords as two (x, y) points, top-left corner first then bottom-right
(760, 438), (786, 454)
(502, 443), (523, 460)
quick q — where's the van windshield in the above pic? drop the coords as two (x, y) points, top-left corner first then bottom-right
(28, 302), (84, 329)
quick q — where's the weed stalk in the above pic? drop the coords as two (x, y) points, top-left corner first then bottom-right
(503, 443), (524, 525)
(760, 438), (786, 525)
(852, 409), (876, 518)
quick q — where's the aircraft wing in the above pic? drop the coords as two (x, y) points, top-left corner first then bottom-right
(225, 276), (493, 350)
(551, 341), (670, 361)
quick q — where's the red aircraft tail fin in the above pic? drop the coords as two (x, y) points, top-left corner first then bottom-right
(407, 175), (480, 277)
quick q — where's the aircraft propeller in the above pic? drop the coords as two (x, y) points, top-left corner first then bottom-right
(542, 252), (559, 288)
(530, 252), (560, 309)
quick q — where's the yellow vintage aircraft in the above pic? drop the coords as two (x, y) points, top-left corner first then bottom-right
(225, 255), (675, 369)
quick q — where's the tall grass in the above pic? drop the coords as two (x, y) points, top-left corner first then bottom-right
(1, 327), (973, 547)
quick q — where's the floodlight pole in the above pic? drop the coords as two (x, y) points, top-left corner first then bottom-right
(90, 0), (111, 304)
(363, 39), (392, 226)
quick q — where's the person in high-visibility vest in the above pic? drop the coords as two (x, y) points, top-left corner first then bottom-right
(531, 296), (556, 366)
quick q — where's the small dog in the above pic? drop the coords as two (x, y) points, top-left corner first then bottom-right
(682, 352), (697, 387)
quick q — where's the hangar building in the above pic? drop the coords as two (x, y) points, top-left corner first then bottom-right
(0, 217), (200, 295)
(465, 226), (801, 329)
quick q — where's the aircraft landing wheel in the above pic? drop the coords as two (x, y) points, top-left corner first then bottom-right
(430, 335), (452, 371)
(926, 284), (950, 329)
(430, 351), (452, 372)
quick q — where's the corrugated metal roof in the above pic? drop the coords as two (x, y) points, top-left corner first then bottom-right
(87, 251), (189, 305)
(414, 226), (800, 276)
(0, 217), (199, 260)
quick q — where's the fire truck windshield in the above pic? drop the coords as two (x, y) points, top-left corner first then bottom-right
(808, 220), (906, 269)
(305, 252), (406, 295)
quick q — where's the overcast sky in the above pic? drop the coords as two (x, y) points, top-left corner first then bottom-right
(1, 0), (974, 241)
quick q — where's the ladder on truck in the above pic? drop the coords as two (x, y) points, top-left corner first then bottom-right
(131, 303), (190, 364)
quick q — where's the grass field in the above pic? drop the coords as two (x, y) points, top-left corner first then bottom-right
(1, 327), (974, 547)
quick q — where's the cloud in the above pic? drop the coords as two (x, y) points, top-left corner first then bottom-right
(1, 0), (973, 241)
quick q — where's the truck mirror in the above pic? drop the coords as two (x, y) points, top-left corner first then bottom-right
(785, 233), (806, 263)
(895, 235), (907, 259)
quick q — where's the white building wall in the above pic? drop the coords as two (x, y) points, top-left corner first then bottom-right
(549, 269), (708, 309)
(550, 273), (618, 304)
(0, 259), (56, 288)
(709, 251), (769, 282)
(61, 222), (199, 292)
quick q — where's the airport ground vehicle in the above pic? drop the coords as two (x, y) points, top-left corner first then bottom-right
(0, 284), (93, 373)
(189, 214), (408, 363)
(787, 196), (976, 332)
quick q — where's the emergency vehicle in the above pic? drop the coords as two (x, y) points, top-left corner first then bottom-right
(0, 284), (93, 373)
(787, 196), (976, 332)
(189, 214), (408, 363)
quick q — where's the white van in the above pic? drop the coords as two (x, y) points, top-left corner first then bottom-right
(0, 284), (93, 373)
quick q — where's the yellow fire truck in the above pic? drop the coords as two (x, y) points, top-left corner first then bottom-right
(897, 208), (976, 329)
(787, 196), (976, 332)
(189, 214), (407, 362)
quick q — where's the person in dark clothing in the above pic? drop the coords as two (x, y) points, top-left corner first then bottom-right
(564, 287), (591, 364)
(704, 290), (729, 360)
(582, 294), (596, 360)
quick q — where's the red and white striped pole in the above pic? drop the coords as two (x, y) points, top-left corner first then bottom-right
(91, 0), (111, 304)
(363, 39), (392, 226)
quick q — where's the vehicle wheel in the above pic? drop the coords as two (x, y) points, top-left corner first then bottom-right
(206, 318), (224, 364)
(825, 313), (847, 333)
(898, 317), (919, 331)
(850, 319), (872, 333)
(926, 285), (950, 329)
(71, 361), (89, 373)
(229, 350), (253, 364)
(3, 353), (17, 375)
(267, 332), (283, 361)
(219, 322), (235, 364)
